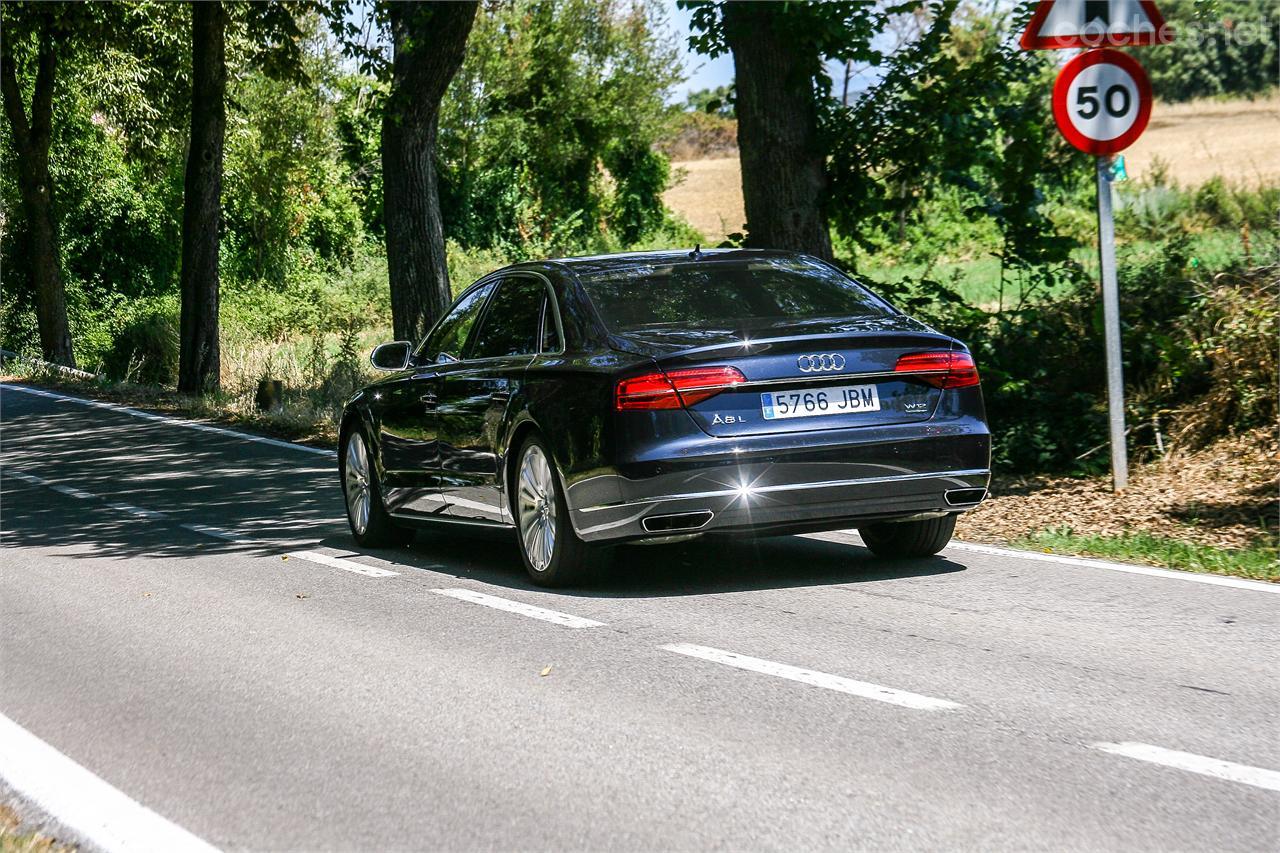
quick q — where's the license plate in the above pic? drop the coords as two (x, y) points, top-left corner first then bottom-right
(761, 384), (881, 420)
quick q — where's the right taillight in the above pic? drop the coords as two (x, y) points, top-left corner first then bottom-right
(615, 366), (746, 411)
(894, 351), (980, 389)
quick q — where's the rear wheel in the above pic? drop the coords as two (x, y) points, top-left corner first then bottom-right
(341, 427), (413, 548)
(513, 434), (602, 587)
(859, 514), (956, 558)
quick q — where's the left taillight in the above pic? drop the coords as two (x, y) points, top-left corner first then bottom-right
(894, 351), (980, 389)
(615, 366), (746, 411)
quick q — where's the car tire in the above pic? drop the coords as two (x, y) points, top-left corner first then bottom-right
(512, 433), (602, 587)
(858, 514), (957, 558)
(341, 425), (413, 549)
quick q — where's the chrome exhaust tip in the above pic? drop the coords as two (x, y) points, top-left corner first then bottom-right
(641, 510), (714, 533)
(945, 488), (987, 506)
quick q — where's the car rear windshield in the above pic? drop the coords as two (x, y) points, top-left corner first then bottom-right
(577, 257), (894, 332)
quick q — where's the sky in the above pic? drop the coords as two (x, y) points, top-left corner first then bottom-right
(665, 1), (735, 103)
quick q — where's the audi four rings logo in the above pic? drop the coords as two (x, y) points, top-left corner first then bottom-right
(797, 353), (845, 372)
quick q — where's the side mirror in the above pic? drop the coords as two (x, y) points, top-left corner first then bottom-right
(370, 341), (412, 372)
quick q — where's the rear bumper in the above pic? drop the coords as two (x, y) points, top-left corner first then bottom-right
(565, 426), (991, 543)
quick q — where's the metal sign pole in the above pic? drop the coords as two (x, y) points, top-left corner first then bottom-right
(1096, 156), (1128, 491)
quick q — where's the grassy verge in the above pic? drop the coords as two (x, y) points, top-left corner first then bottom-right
(1, 367), (341, 449)
(1011, 527), (1279, 583)
(0, 804), (75, 853)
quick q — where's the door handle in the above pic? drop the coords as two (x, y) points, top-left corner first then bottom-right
(490, 391), (510, 403)
(420, 392), (438, 409)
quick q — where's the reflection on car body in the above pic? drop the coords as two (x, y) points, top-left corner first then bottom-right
(339, 249), (991, 586)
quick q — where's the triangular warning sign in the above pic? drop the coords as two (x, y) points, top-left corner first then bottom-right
(1020, 0), (1174, 50)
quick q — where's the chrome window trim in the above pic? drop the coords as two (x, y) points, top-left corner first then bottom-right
(452, 271), (565, 365)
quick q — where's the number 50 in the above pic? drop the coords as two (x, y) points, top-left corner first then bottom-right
(1077, 84), (1131, 119)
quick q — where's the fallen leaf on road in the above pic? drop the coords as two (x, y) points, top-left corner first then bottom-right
(281, 555), (289, 561)
(540, 666), (552, 677)
(142, 592), (152, 598)
(296, 593), (309, 599)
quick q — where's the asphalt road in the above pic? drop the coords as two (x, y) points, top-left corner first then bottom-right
(1, 383), (1277, 852)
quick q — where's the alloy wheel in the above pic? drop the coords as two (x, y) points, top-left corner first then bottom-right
(344, 431), (372, 535)
(517, 444), (557, 572)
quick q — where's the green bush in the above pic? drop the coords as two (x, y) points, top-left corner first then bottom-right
(102, 297), (180, 385)
(1127, 0), (1279, 103)
(877, 233), (1277, 473)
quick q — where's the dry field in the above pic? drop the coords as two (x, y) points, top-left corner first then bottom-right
(1125, 94), (1280, 187)
(664, 158), (746, 244)
(664, 95), (1280, 243)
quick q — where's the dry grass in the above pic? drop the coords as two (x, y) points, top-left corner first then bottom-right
(663, 96), (1280, 242)
(0, 804), (76, 853)
(664, 157), (745, 244)
(957, 428), (1279, 552)
(0, 365), (352, 449)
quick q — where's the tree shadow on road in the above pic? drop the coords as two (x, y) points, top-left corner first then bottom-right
(324, 526), (968, 598)
(3, 401), (964, 595)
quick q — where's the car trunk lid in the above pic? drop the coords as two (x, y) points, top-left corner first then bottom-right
(617, 321), (958, 437)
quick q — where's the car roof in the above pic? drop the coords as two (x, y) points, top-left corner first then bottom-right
(506, 248), (813, 279)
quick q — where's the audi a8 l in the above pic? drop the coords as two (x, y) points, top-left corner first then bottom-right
(339, 249), (990, 585)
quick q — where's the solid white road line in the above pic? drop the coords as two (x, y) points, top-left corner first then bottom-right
(179, 524), (256, 545)
(810, 530), (1280, 594)
(287, 550), (400, 578)
(1092, 742), (1280, 793)
(948, 541), (1280, 594)
(661, 643), (964, 712)
(431, 588), (605, 628)
(0, 711), (220, 853)
(1, 383), (336, 458)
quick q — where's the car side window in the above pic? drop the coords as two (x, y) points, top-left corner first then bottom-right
(467, 278), (546, 360)
(421, 283), (494, 363)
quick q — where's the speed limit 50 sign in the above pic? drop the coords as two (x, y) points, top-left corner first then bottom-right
(1052, 49), (1152, 155)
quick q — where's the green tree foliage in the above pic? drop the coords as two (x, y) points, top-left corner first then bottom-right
(438, 0), (681, 254)
(0, 6), (381, 376)
(684, 84), (734, 117)
(829, 3), (1086, 285)
(222, 19), (365, 286)
(1, 1), (189, 366)
(1130, 0), (1279, 102)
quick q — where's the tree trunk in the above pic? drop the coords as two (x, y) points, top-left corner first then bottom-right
(381, 1), (478, 344)
(723, 2), (833, 260)
(177, 1), (227, 394)
(0, 22), (76, 367)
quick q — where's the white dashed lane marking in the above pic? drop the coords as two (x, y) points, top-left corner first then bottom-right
(662, 643), (964, 712)
(49, 483), (95, 500)
(287, 550), (400, 578)
(6, 470), (50, 486)
(105, 502), (169, 521)
(431, 588), (605, 628)
(178, 523), (256, 545)
(1092, 742), (1280, 793)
